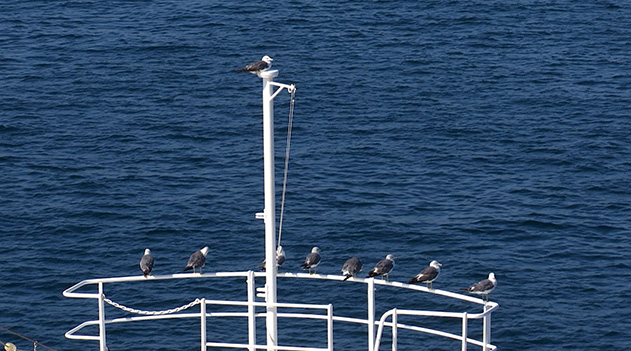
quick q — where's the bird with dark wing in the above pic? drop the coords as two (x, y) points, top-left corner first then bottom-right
(236, 55), (273, 74)
(341, 257), (363, 281)
(139, 248), (154, 277)
(367, 254), (396, 281)
(184, 246), (209, 273)
(407, 260), (442, 288)
(300, 247), (321, 274)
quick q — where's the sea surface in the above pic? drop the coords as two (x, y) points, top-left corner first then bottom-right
(1, 1), (630, 350)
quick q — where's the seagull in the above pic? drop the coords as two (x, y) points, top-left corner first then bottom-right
(407, 260), (442, 288)
(341, 257), (363, 281)
(367, 254), (396, 281)
(184, 246), (209, 273)
(300, 247), (321, 274)
(259, 245), (286, 271)
(462, 272), (497, 302)
(235, 55), (274, 74)
(139, 248), (154, 277)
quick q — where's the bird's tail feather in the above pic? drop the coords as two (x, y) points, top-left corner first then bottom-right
(343, 275), (351, 281)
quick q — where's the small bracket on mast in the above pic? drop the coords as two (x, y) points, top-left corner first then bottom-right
(269, 82), (296, 101)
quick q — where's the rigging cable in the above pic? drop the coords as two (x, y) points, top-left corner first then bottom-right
(277, 86), (296, 248)
(0, 325), (57, 351)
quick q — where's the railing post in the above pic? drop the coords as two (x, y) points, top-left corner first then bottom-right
(327, 304), (334, 351)
(97, 282), (107, 351)
(367, 278), (375, 351)
(247, 270), (257, 351)
(483, 304), (491, 351)
(461, 312), (468, 351)
(392, 308), (397, 351)
(200, 298), (207, 351)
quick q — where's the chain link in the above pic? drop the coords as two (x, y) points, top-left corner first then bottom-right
(103, 296), (201, 315)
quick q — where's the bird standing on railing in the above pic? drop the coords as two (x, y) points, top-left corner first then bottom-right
(139, 248), (154, 277)
(300, 247), (321, 274)
(407, 260), (442, 288)
(462, 272), (497, 302)
(259, 245), (286, 271)
(184, 246), (210, 273)
(341, 257), (363, 281)
(367, 254), (396, 281)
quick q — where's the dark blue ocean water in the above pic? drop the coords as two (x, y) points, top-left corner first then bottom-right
(2, 0), (631, 350)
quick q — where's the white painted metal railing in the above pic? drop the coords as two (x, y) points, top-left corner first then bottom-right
(63, 271), (497, 351)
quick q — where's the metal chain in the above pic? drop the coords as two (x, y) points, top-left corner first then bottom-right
(103, 296), (201, 315)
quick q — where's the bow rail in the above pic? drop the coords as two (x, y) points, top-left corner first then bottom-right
(63, 271), (497, 351)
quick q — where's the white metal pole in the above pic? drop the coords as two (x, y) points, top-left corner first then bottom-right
(392, 308), (397, 351)
(247, 270), (257, 351)
(367, 278), (375, 351)
(97, 282), (107, 351)
(392, 308), (398, 351)
(260, 69), (279, 350)
(200, 298), (207, 351)
(483, 304), (491, 351)
(461, 312), (468, 351)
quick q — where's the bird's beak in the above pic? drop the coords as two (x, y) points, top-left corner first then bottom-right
(439, 263), (444, 266)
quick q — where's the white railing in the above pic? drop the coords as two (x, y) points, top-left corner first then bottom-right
(63, 271), (497, 351)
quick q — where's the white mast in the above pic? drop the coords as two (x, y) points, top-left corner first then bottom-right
(260, 69), (279, 349)
(257, 68), (294, 350)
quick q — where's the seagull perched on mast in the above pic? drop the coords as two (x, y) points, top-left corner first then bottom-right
(407, 260), (442, 288)
(235, 55), (274, 74)
(462, 272), (497, 302)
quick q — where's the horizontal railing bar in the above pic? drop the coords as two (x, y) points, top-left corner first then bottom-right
(205, 341), (327, 351)
(332, 316), (369, 325)
(64, 271), (497, 308)
(64, 321), (101, 341)
(66, 314), (495, 350)
(203, 299), (331, 310)
(385, 307), (497, 320)
(63, 272), (253, 297)
(277, 272), (496, 307)
(107, 313), (200, 324)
